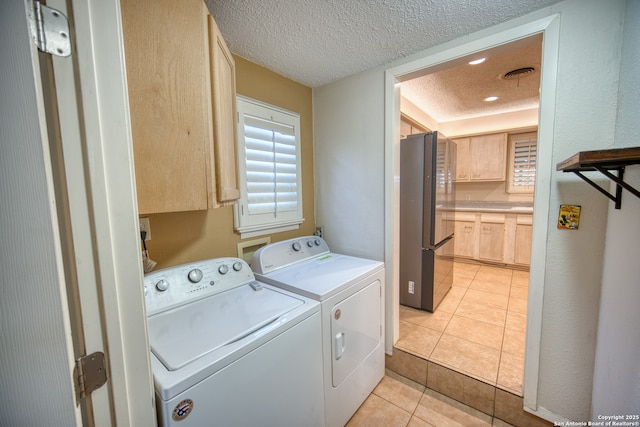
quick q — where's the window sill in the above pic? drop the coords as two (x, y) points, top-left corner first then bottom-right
(236, 219), (304, 240)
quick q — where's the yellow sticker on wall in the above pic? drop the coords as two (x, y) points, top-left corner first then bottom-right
(558, 205), (581, 230)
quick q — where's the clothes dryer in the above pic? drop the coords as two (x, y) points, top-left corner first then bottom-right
(252, 237), (385, 427)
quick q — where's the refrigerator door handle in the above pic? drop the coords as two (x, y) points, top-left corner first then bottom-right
(426, 234), (454, 251)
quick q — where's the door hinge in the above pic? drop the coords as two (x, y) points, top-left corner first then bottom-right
(26, 0), (71, 57)
(74, 352), (108, 402)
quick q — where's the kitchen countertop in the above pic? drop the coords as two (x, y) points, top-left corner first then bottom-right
(452, 201), (534, 213)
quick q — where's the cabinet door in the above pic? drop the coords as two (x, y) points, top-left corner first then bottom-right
(478, 221), (504, 262)
(122, 0), (211, 214)
(514, 224), (532, 265)
(454, 221), (476, 258)
(208, 16), (240, 204)
(470, 133), (507, 181)
(453, 138), (470, 181)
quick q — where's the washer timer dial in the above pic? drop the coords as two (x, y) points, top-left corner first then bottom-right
(155, 279), (169, 292)
(188, 268), (203, 283)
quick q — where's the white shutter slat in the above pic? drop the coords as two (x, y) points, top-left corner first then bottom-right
(512, 136), (537, 187)
(240, 101), (301, 217)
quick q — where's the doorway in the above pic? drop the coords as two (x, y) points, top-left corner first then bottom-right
(394, 36), (541, 397)
(383, 14), (560, 411)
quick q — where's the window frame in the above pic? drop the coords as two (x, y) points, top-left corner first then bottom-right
(506, 131), (538, 194)
(233, 96), (304, 238)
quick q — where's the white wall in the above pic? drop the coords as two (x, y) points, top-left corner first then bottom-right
(313, 0), (631, 421)
(591, 0), (640, 415)
(313, 70), (386, 261)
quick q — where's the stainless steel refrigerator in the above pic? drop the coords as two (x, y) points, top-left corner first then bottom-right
(399, 132), (456, 312)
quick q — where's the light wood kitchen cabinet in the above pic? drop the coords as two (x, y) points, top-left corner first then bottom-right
(454, 133), (507, 182)
(400, 115), (428, 139)
(452, 210), (531, 266)
(121, 0), (239, 214)
(451, 212), (477, 258)
(478, 214), (505, 262)
(454, 220), (476, 258)
(208, 16), (240, 203)
(514, 216), (533, 265)
(454, 138), (471, 181)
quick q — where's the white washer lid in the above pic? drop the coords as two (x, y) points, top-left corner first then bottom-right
(148, 284), (303, 371)
(258, 254), (383, 300)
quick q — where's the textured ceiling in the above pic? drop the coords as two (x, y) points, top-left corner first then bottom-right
(400, 34), (542, 122)
(205, 0), (561, 89)
(205, 0), (561, 121)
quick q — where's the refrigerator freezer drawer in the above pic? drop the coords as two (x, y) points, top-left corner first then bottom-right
(399, 241), (454, 312)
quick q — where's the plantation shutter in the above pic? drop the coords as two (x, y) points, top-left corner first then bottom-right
(244, 115), (298, 215)
(234, 96), (303, 238)
(508, 132), (537, 193)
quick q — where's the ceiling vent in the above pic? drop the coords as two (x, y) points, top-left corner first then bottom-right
(502, 67), (536, 80)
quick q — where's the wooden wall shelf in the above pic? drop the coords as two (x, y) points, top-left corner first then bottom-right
(557, 147), (640, 209)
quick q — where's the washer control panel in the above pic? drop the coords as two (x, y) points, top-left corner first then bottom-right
(144, 257), (256, 316)
(251, 236), (330, 274)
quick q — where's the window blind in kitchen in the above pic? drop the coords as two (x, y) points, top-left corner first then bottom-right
(234, 96), (303, 238)
(507, 131), (537, 193)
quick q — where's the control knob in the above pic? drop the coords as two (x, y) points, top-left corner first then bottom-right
(232, 261), (243, 272)
(218, 264), (229, 275)
(155, 279), (169, 292)
(188, 268), (203, 283)
(307, 240), (314, 247)
(292, 242), (302, 252)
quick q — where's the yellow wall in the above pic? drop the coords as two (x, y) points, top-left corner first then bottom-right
(144, 55), (314, 269)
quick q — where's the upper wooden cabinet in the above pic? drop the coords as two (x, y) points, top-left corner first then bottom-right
(454, 133), (507, 182)
(400, 115), (428, 139)
(121, 0), (239, 214)
(208, 16), (240, 204)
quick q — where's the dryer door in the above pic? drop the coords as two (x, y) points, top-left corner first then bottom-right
(330, 278), (382, 387)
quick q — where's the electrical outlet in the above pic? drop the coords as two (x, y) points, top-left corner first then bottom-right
(408, 281), (415, 294)
(139, 217), (151, 241)
(314, 227), (323, 238)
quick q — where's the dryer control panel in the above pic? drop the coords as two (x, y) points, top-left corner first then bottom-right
(251, 236), (330, 274)
(143, 257), (256, 316)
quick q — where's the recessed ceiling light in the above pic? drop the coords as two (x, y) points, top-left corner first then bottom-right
(469, 58), (486, 65)
(484, 96), (499, 102)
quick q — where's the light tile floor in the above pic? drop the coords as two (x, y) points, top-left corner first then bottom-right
(396, 262), (528, 395)
(347, 371), (515, 426)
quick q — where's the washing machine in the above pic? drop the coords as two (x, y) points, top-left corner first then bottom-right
(251, 237), (385, 427)
(143, 257), (324, 426)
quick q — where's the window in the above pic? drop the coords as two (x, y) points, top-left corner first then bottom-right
(234, 96), (303, 238)
(507, 131), (537, 193)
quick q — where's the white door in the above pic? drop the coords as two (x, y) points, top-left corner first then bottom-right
(0, 0), (155, 425)
(0, 2), (81, 423)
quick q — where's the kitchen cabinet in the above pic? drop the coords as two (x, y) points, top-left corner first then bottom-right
(454, 138), (471, 181)
(400, 115), (428, 139)
(452, 213), (476, 258)
(454, 133), (507, 182)
(452, 210), (531, 266)
(514, 216), (533, 265)
(478, 214), (505, 262)
(121, 0), (239, 214)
